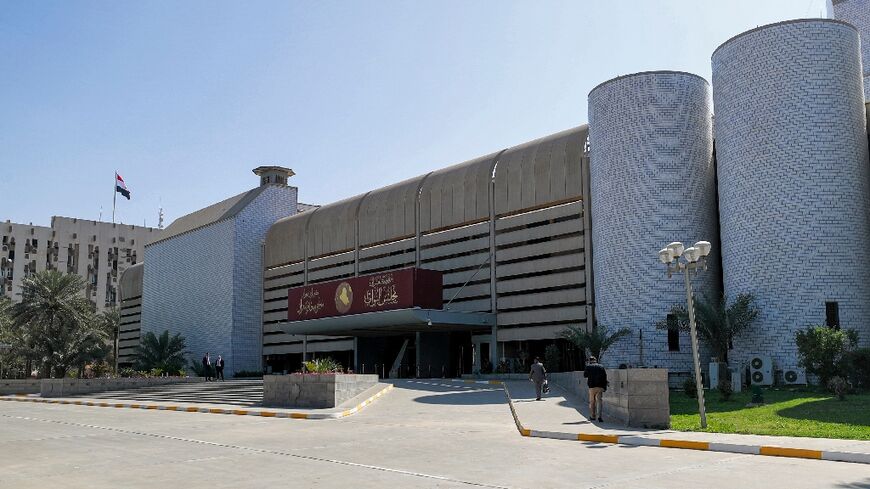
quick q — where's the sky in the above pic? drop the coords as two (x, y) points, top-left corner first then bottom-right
(0, 0), (830, 228)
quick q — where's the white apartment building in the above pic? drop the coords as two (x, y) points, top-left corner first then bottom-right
(1, 216), (160, 311)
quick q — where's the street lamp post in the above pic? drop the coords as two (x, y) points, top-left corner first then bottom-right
(659, 240), (711, 429)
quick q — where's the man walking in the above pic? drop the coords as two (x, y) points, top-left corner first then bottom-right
(583, 356), (607, 422)
(202, 352), (212, 381)
(215, 355), (225, 381)
(529, 357), (547, 401)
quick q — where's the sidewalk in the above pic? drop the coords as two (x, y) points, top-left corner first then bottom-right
(504, 380), (870, 464)
(0, 382), (393, 420)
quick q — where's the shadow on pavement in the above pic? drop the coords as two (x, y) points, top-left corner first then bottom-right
(836, 479), (870, 489)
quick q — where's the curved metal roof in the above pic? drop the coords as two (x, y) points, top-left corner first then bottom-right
(357, 174), (429, 247)
(119, 262), (144, 300)
(494, 125), (587, 215)
(418, 152), (500, 233)
(306, 193), (367, 259)
(264, 208), (317, 268)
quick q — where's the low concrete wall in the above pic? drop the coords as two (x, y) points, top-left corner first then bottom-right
(550, 369), (670, 429)
(461, 373), (530, 381)
(40, 377), (204, 397)
(263, 374), (379, 408)
(0, 379), (41, 395)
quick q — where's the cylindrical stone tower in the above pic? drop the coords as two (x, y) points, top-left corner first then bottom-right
(712, 19), (870, 370)
(831, 0), (870, 99)
(589, 71), (719, 370)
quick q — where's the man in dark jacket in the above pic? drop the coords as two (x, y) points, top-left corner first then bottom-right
(583, 356), (607, 422)
(215, 355), (225, 381)
(529, 357), (547, 401)
(202, 352), (212, 382)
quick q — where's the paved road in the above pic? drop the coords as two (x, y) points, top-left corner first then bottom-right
(1, 379), (868, 488)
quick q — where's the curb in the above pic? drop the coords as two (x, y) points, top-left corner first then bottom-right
(0, 384), (394, 420)
(500, 381), (870, 465)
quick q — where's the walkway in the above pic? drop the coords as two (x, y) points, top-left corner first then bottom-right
(505, 380), (870, 463)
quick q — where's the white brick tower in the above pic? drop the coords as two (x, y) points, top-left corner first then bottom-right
(712, 19), (870, 371)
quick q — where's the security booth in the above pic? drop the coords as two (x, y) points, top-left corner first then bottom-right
(280, 267), (495, 378)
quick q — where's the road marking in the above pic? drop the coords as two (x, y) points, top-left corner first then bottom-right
(0, 413), (512, 489)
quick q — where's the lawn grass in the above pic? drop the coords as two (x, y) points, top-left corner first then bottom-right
(670, 387), (870, 440)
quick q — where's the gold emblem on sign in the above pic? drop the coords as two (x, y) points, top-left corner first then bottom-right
(335, 282), (353, 314)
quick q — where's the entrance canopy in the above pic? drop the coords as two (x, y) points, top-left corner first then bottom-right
(279, 307), (495, 337)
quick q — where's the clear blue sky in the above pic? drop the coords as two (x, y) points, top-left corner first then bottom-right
(1, 1), (828, 227)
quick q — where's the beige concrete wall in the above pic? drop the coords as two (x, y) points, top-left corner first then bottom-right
(550, 369), (670, 429)
(39, 376), (203, 397)
(1, 217), (160, 311)
(262, 373), (378, 408)
(0, 379), (40, 395)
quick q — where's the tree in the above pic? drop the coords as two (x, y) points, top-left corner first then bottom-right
(9, 271), (108, 378)
(95, 308), (120, 370)
(134, 330), (188, 372)
(795, 326), (858, 385)
(656, 293), (759, 364)
(559, 325), (632, 362)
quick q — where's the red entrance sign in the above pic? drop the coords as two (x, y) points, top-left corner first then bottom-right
(287, 267), (443, 322)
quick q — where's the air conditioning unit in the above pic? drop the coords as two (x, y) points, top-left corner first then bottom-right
(749, 355), (774, 386)
(782, 367), (807, 385)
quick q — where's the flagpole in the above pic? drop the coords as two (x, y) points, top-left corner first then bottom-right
(112, 171), (117, 224)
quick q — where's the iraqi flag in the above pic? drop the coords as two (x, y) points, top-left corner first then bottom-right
(115, 173), (131, 200)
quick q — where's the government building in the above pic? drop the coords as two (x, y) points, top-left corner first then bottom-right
(120, 6), (870, 383)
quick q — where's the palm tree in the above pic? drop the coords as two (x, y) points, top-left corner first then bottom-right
(560, 324), (632, 362)
(134, 330), (188, 372)
(656, 293), (759, 364)
(9, 270), (106, 378)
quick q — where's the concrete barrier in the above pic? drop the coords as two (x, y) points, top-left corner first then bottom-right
(0, 379), (41, 395)
(263, 373), (379, 408)
(39, 376), (204, 397)
(549, 369), (670, 429)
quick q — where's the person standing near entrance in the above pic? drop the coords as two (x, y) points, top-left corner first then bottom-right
(215, 355), (225, 381)
(529, 357), (547, 401)
(202, 352), (212, 381)
(583, 356), (607, 422)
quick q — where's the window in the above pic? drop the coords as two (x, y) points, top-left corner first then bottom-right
(826, 302), (840, 329)
(667, 314), (680, 351)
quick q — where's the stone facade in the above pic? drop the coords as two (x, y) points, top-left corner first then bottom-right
(588, 72), (719, 372)
(142, 184), (297, 377)
(713, 19), (870, 369)
(549, 369), (670, 429)
(262, 374), (379, 408)
(832, 0), (870, 99)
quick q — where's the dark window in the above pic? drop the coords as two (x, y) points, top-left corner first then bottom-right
(826, 302), (840, 329)
(667, 315), (680, 351)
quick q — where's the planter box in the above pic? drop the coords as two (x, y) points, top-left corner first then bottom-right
(0, 379), (41, 395)
(40, 376), (204, 397)
(263, 374), (379, 408)
(550, 368), (670, 429)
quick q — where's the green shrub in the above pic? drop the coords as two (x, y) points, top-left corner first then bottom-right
(827, 376), (849, 400)
(119, 367), (137, 378)
(683, 377), (697, 398)
(303, 357), (342, 373)
(840, 348), (870, 390)
(795, 326), (858, 385)
(543, 344), (561, 372)
(717, 378), (733, 401)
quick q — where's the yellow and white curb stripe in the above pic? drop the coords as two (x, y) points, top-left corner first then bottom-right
(500, 382), (870, 465)
(0, 384), (393, 421)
